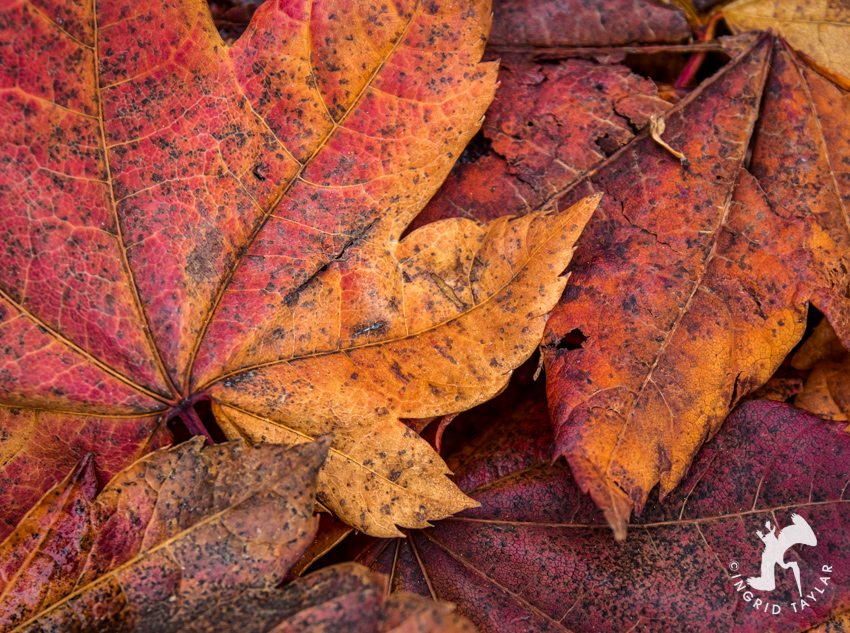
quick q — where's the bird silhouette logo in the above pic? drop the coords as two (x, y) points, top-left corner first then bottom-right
(746, 514), (817, 597)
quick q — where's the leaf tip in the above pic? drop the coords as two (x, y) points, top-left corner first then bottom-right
(303, 434), (333, 468)
(314, 433), (334, 452)
(606, 509), (629, 542)
(457, 491), (481, 513)
(561, 192), (603, 231)
(76, 451), (96, 477)
(587, 191), (604, 206)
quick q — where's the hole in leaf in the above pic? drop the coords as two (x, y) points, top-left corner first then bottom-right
(619, 50), (731, 88)
(210, 0), (260, 43)
(596, 132), (623, 157)
(166, 414), (193, 444)
(165, 396), (228, 445)
(194, 398), (229, 444)
(728, 371), (744, 408)
(457, 129), (493, 165)
(713, 16), (733, 38)
(556, 328), (589, 351)
(784, 305), (825, 363)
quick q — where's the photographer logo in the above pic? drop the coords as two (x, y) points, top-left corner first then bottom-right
(727, 513), (832, 616)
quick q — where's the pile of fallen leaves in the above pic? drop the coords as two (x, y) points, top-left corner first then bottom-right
(1, 0), (850, 629)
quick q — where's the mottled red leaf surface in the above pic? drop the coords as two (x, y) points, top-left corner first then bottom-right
(354, 384), (850, 632)
(0, 0), (601, 538)
(0, 437), (328, 632)
(0, 409), (171, 541)
(182, 563), (475, 632)
(487, 0), (691, 47)
(205, 0), (693, 49)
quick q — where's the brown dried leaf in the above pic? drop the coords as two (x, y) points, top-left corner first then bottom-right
(0, 438), (329, 632)
(724, 0), (850, 80)
(179, 563), (474, 633)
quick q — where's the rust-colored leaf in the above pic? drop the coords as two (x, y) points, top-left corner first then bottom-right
(0, 0), (598, 538)
(744, 42), (850, 343)
(538, 37), (850, 537)
(0, 437), (329, 632)
(355, 384), (850, 632)
(541, 35), (765, 535)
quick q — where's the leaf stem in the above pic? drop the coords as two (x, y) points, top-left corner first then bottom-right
(180, 406), (214, 445)
(674, 13), (724, 90)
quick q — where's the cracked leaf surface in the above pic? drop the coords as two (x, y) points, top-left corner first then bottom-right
(413, 53), (671, 230)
